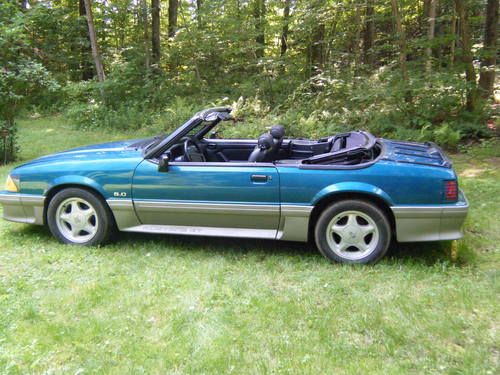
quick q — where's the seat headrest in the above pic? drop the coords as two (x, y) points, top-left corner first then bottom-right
(257, 133), (274, 150)
(270, 125), (285, 139)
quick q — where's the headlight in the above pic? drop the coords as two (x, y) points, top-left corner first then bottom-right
(5, 175), (19, 192)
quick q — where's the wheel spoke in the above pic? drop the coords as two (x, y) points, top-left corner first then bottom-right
(354, 241), (369, 252)
(60, 212), (72, 223)
(82, 223), (96, 235)
(71, 224), (81, 237)
(347, 214), (357, 226)
(336, 238), (350, 253)
(331, 224), (346, 235)
(359, 224), (375, 236)
(82, 208), (95, 221)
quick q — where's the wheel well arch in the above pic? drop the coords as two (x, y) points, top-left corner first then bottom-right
(43, 184), (114, 226)
(307, 192), (396, 242)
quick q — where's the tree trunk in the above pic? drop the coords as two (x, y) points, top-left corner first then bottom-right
(79, 0), (94, 80)
(196, 0), (203, 29)
(455, 0), (477, 111)
(363, 0), (375, 66)
(309, 23), (325, 76)
(426, 0), (437, 73)
(83, 0), (105, 83)
(478, 0), (498, 98)
(254, 0), (266, 59)
(151, 0), (160, 65)
(352, 1), (362, 69)
(280, 0), (291, 57)
(168, 0), (178, 38)
(390, 0), (408, 81)
(141, 0), (150, 69)
(450, 8), (456, 67)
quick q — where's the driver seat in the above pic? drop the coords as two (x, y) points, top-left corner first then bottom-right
(248, 134), (274, 162)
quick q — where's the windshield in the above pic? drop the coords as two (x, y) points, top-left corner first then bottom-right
(185, 121), (210, 138)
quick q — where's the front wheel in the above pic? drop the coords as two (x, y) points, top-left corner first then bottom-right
(314, 200), (391, 264)
(47, 188), (115, 246)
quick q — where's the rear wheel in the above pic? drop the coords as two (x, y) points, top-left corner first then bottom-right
(314, 200), (391, 264)
(47, 188), (115, 246)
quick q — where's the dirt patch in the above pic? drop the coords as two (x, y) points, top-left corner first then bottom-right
(460, 168), (488, 178)
(485, 157), (500, 167)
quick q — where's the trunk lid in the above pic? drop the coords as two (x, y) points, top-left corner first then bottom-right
(381, 140), (452, 168)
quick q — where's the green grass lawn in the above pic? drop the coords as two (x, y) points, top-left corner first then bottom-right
(0, 117), (499, 374)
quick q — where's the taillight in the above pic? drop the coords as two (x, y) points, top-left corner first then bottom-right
(444, 180), (458, 202)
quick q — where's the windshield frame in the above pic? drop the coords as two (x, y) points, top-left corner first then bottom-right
(143, 107), (233, 159)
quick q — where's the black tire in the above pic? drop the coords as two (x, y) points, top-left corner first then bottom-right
(314, 200), (391, 264)
(47, 188), (115, 246)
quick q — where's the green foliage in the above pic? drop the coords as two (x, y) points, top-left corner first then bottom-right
(2, 0), (496, 149)
(0, 3), (59, 163)
(432, 123), (462, 149)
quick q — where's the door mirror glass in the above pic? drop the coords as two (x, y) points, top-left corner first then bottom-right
(158, 154), (170, 172)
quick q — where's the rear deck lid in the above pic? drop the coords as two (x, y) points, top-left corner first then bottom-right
(381, 140), (452, 168)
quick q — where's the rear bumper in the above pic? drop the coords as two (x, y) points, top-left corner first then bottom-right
(391, 189), (469, 242)
(0, 192), (45, 225)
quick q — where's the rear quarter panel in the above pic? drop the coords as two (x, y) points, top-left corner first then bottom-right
(278, 160), (457, 206)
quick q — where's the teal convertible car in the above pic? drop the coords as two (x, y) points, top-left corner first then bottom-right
(0, 107), (468, 264)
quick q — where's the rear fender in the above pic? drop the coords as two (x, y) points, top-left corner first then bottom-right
(311, 182), (394, 206)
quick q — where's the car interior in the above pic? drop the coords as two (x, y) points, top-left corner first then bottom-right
(165, 124), (382, 166)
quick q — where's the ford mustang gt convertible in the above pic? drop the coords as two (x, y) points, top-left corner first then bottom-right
(0, 107), (469, 264)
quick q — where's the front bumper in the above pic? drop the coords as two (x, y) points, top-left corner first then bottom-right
(0, 191), (45, 225)
(391, 189), (469, 242)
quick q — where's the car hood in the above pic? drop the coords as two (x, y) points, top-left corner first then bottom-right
(16, 138), (147, 168)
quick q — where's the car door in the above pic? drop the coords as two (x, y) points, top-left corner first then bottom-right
(131, 159), (280, 239)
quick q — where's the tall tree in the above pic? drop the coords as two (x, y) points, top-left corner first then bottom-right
(280, 0), (291, 57)
(140, 0), (150, 69)
(425, 0), (437, 73)
(363, 0), (375, 66)
(83, 0), (105, 83)
(455, 0), (477, 111)
(151, 0), (160, 65)
(309, 22), (325, 76)
(352, 1), (363, 68)
(196, 0), (203, 29)
(390, 0), (408, 81)
(79, 0), (93, 80)
(478, 0), (498, 98)
(450, 7), (456, 66)
(254, 0), (266, 59)
(168, 0), (178, 38)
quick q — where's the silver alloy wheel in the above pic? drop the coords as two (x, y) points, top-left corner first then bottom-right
(55, 197), (99, 243)
(326, 210), (379, 261)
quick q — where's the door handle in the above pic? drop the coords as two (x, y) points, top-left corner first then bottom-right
(251, 174), (270, 183)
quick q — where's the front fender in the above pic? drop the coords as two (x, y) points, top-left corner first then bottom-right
(47, 175), (109, 199)
(311, 182), (394, 206)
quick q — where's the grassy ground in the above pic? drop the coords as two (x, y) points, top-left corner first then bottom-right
(0, 117), (498, 374)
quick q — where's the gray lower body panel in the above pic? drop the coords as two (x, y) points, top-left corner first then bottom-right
(391, 190), (469, 242)
(133, 200), (280, 230)
(108, 199), (313, 242)
(0, 193), (45, 225)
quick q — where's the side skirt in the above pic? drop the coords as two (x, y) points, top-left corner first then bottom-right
(121, 224), (277, 239)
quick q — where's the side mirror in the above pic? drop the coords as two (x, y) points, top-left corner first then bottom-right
(158, 154), (170, 172)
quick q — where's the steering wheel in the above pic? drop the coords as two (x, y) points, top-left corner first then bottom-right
(183, 138), (206, 162)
